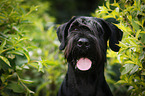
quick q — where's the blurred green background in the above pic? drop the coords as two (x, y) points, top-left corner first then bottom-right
(0, 0), (145, 96)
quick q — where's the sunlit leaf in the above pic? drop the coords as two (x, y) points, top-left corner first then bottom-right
(131, 19), (140, 31)
(135, 30), (141, 39)
(124, 61), (135, 64)
(111, 2), (119, 7)
(23, 49), (30, 63)
(0, 56), (11, 67)
(8, 51), (23, 56)
(38, 61), (44, 72)
(106, 0), (110, 9)
(118, 42), (128, 48)
(21, 79), (34, 84)
(98, 6), (108, 14)
(116, 80), (127, 84)
(128, 75), (134, 83)
(29, 62), (39, 69)
(130, 65), (139, 75)
(121, 64), (135, 75)
(16, 37), (29, 44)
(0, 39), (6, 49)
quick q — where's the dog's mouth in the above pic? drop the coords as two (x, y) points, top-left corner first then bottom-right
(76, 58), (92, 71)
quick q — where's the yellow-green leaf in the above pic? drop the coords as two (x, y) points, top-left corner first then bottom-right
(116, 80), (127, 84)
(136, 30), (141, 39)
(21, 79), (34, 84)
(141, 72), (145, 75)
(0, 56), (11, 67)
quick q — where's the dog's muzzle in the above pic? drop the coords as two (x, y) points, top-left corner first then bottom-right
(75, 38), (92, 71)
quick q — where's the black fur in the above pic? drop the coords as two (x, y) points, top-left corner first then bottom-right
(57, 16), (123, 96)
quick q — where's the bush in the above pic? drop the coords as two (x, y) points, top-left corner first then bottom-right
(93, 0), (145, 95)
(0, 0), (64, 96)
(0, 0), (37, 95)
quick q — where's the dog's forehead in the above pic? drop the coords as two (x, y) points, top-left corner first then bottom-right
(69, 17), (95, 29)
(75, 17), (94, 25)
(68, 17), (104, 35)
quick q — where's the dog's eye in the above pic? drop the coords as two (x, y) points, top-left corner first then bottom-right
(74, 28), (79, 31)
(71, 28), (79, 32)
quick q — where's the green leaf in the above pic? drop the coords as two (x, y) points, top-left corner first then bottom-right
(21, 79), (34, 84)
(130, 65), (139, 75)
(141, 72), (145, 75)
(0, 56), (11, 67)
(27, 88), (35, 94)
(139, 51), (145, 61)
(141, 34), (145, 43)
(111, 2), (119, 7)
(102, 15), (114, 19)
(136, 30), (141, 39)
(129, 39), (137, 46)
(0, 39), (6, 49)
(23, 49), (30, 63)
(128, 75), (134, 84)
(121, 64), (135, 75)
(131, 19), (140, 31)
(16, 37), (29, 44)
(21, 20), (31, 24)
(29, 62), (39, 69)
(38, 61), (44, 72)
(99, 6), (108, 14)
(118, 42), (128, 48)
(115, 7), (119, 13)
(124, 61), (135, 64)
(116, 80), (127, 84)
(7, 82), (25, 93)
(0, 36), (13, 46)
(1, 74), (13, 83)
(0, 39), (6, 54)
(106, 0), (110, 9)
(25, 5), (39, 16)
(140, 31), (145, 33)
(8, 51), (23, 56)
(15, 55), (28, 67)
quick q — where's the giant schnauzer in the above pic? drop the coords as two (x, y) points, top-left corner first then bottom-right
(57, 16), (123, 96)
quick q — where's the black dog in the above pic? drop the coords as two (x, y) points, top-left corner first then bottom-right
(57, 16), (123, 96)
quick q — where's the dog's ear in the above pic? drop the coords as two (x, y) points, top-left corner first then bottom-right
(57, 16), (77, 50)
(107, 21), (123, 52)
(57, 23), (68, 50)
(94, 18), (123, 52)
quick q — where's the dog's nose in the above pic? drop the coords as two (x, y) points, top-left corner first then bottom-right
(77, 38), (90, 48)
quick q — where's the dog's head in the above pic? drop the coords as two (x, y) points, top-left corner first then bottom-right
(57, 16), (123, 71)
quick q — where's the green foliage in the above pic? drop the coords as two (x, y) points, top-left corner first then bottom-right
(0, 0), (36, 95)
(93, 0), (145, 95)
(0, 0), (63, 96)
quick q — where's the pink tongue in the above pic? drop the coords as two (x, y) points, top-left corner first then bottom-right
(76, 58), (92, 71)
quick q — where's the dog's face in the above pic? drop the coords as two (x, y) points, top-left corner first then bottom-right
(57, 16), (123, 71)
